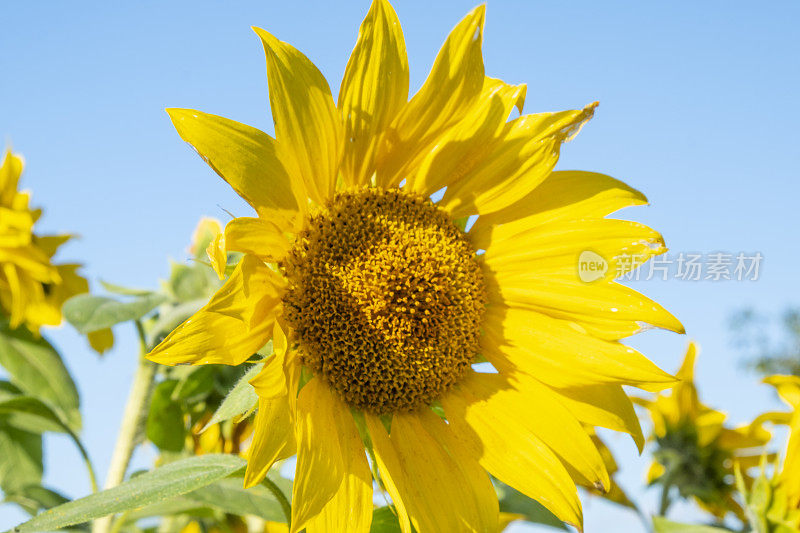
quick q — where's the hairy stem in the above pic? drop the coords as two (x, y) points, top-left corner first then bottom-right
(92, 321), (157, 533)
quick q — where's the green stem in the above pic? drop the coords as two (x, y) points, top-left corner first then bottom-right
(65, 427), (98, 493)
(92, 320), (157, 533)
(261, 476), (292, 528)
(658, 481), (673, 517)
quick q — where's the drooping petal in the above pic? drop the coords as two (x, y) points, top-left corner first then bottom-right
(459, 372), (609, 493)
(291, 377), (361, 532)
(339, 0), (408, 188)
(366, 410), (498, 533)
(375, 5), (486, 187)
(407, 77), (527, 198)
(249, 324), (288, 399)
(147, 255), (284, 366)
(243, 394), (295, 488)
(254, 28), (343, 205)
(224, 217), (291, 262)
(470, 170), (648, 235)
(166, 109), (303, 226)
(441, 372), (583, 528)
(482, 304), (677, 391)
(306, 417), (373, 533)
(363, 415), (411, 533)
(440, 104), (597, 218)
(549, 384), (645, 452)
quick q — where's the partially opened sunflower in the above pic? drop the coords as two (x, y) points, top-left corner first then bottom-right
(148, 1), (684, 530)
(739, 375), (800, 532)
(636, 342), (772, 520)
(0, 149), (103, 341)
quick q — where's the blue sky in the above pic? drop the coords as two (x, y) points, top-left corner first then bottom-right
(1, 0), (799, 531)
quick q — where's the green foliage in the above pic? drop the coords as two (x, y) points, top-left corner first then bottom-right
(146, 380), (186, 452)
(3, 486), (70, 516)
(730, 307), (800, 376)
(62, 293), (167, 334)
(12, 454), (246, 532)
(0, 422), (43, 494)
(495, 480), (567, 530)
(370, 506), (403, 533)
(202, 364), (261, 432)
(0, 322), (81, 432)
(182, 477), (286, 521)
(652, 516), (732, 532)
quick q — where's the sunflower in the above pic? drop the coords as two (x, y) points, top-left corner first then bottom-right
(148, 1), (684, 530)
(636, 342), (772, 520)
(0, 149), (103, 342)
(739, 375), (800, 532)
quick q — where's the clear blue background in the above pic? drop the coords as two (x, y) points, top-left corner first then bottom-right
(2, 1), (799, 531)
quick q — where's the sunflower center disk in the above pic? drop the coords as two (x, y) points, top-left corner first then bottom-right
(281, 188), (487, 414)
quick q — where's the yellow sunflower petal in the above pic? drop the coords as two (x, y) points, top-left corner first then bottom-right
(481, 219), (665, 281)
(363, 415), (411, 533)
(375, 5), (486, 187)
(166, 109), (303, 225)
(461, 372), (609, 493)
(253, 28), (343, 205)
(224, 217), (291, 262)
(243, 394), (295, 488)
(486, 272), (684, 340)
(549, 384), (645, 453)
(764, 375), (800, 408)
(407, 77), (527, 198)
(366, 410), (498, 533)
(483, 305), (676, 391)
(0, 151), (24, 206)
(339, 0), (408, 188)
(471, 170), (648, 235)
(206, 232), (227, 280)
(146, 255), (283, 366)
(440, 104), (597, 218)
(306, 419), (373, 533)
(646, 461), (665, 483)
(441, 373), (583, 528)
(291, 377), (360, 532)
(249, 340), (287, 399)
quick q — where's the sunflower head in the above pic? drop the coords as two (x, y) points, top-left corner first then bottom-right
(281, 188), (486, 413)
(148, 1), (685, 530)
(0, 149), (90, 334)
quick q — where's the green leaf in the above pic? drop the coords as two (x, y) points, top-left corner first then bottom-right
(166, 262), (219, 303)
(172, 367), (216, 403)
(370, 507), (403, 533)
(62, 293), (167, 334)
(3, 485), (70, 516)
(0, 323), (81, 432)
(0, 396), (68, 434)
(0, 423), (43, 494)
(497, 481), (566, 530)
(120, 496), (213, 522)
(12, 454), (246, 532)
(652, 516), (732, 533)
(98, 281), (154, 297)
(146, 380), (186, 452)
(184, 477), (285, 521)
(202, 364), (261, 432)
